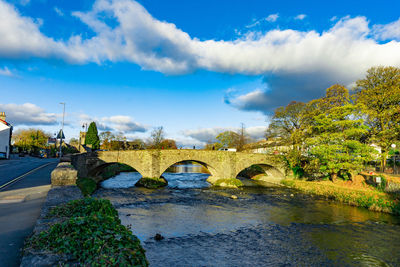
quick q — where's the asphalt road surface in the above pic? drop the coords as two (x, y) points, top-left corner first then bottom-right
(0, 157), (58, 267)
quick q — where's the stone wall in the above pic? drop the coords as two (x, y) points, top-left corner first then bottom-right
(71, 150), (286, 182)
(51, 162), (77, 186)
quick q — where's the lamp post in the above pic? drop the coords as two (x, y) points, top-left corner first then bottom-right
(392, 144), (397, 175)
(59, 102), (65, 159)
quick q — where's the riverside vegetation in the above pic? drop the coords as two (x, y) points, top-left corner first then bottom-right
(265, 66), (400, 215)
(25, 198), (148, 266)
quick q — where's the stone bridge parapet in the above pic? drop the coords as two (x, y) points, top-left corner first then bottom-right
(71, 150), (287, 186)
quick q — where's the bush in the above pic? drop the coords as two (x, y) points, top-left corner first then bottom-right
(29, 198), (148, 266)
(292, 165), (305, 178)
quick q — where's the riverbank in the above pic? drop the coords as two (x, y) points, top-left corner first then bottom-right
(281, 177), (400, 215)
(20, 187), (147, 266)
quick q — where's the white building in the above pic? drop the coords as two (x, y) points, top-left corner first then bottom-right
(0, 112), (12, 159)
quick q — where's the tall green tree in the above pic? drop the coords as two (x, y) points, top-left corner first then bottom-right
(355, 66), (400, 170)
(306, 104), (374, 181)
(85, 122), (100, 150)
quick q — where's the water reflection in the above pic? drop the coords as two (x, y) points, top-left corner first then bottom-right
(101, 163), (211, 189)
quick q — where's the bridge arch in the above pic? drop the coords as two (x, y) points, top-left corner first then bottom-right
(235, 162), (285, 180)
(158, 158), (218, 178)
(87, 161), (144, 180)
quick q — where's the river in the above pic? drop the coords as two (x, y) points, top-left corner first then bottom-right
(95, 163), (400, 266)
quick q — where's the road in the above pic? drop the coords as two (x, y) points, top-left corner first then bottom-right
(0, 157), (58, 267)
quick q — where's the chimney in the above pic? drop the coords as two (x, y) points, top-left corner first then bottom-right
(0, 112), (5, 122)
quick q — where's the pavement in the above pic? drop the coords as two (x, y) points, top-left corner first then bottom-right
(0, 157), (58, 267)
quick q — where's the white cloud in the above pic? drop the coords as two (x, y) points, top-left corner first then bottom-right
(54, 7), (64, 17)
(265, 13), (279, 22)
(0, 67), (13, 77)
(2, 0), (400, 112)
(80, 114), (147, 134)
(246, 126), (267, 140)
(183, 127), (234, 143)
(0, 103), (58, 125)
(173, 136), (205, 148)
(373, 18), (400, 41)
(295, 14), (307, 20)
(1, 0), (400, 77)
(183, 126), (267, 144)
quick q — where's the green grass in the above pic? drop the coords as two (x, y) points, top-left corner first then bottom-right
(47, 198), (118, 218)
(28, 198), (148, 266)
(281, 179), (400, 215)
(76, 177), (97, 197)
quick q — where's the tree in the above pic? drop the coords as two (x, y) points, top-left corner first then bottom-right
(12, 129), (50, 153)
(266, 101), (307, 172)
(85, 122), (100, 150)
(127, 139), (145, 150)
(216, 131), (239, 149)
(99, 131), (115, 150)
(355, 66), (400, 171)
(160, 139), (177, 149)
(236, 123), (249, 151)
(149, 126), (165, 149)
(302, 84), (350, 126)
(306, 104), (374, 181)
(267, 101), (306, 143)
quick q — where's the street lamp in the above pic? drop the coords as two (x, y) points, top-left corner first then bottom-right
(392, 144), (397, 175)
(59, 102), (65, 159)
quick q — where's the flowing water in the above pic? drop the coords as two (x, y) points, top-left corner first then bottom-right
(97, 164), (400, 266)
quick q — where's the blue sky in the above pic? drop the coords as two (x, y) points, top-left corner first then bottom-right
(1, 0), (400, 147)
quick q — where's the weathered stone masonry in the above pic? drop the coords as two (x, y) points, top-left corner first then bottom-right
(71, 150), (286, 185)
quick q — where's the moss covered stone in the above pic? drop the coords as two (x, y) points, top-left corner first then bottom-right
(214, 178), (243, 188)
(135, 177), (168, 189)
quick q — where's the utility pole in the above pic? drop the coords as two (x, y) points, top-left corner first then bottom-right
(59, 102), (65, 159)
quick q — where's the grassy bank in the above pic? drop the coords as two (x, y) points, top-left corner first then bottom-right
(25, 198), (148, 266)
(281, 179), (400, 215)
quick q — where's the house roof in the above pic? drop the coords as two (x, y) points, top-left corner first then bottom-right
(0, 119), (10, 127)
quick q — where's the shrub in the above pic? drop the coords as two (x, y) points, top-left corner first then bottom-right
(292, 165), (305, 178)
(29, 198), (148, 266)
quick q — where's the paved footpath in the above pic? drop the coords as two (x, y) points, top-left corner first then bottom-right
(0, 157), (58, 267)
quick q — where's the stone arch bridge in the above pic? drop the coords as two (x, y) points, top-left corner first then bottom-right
(71, 150), (287, 186)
